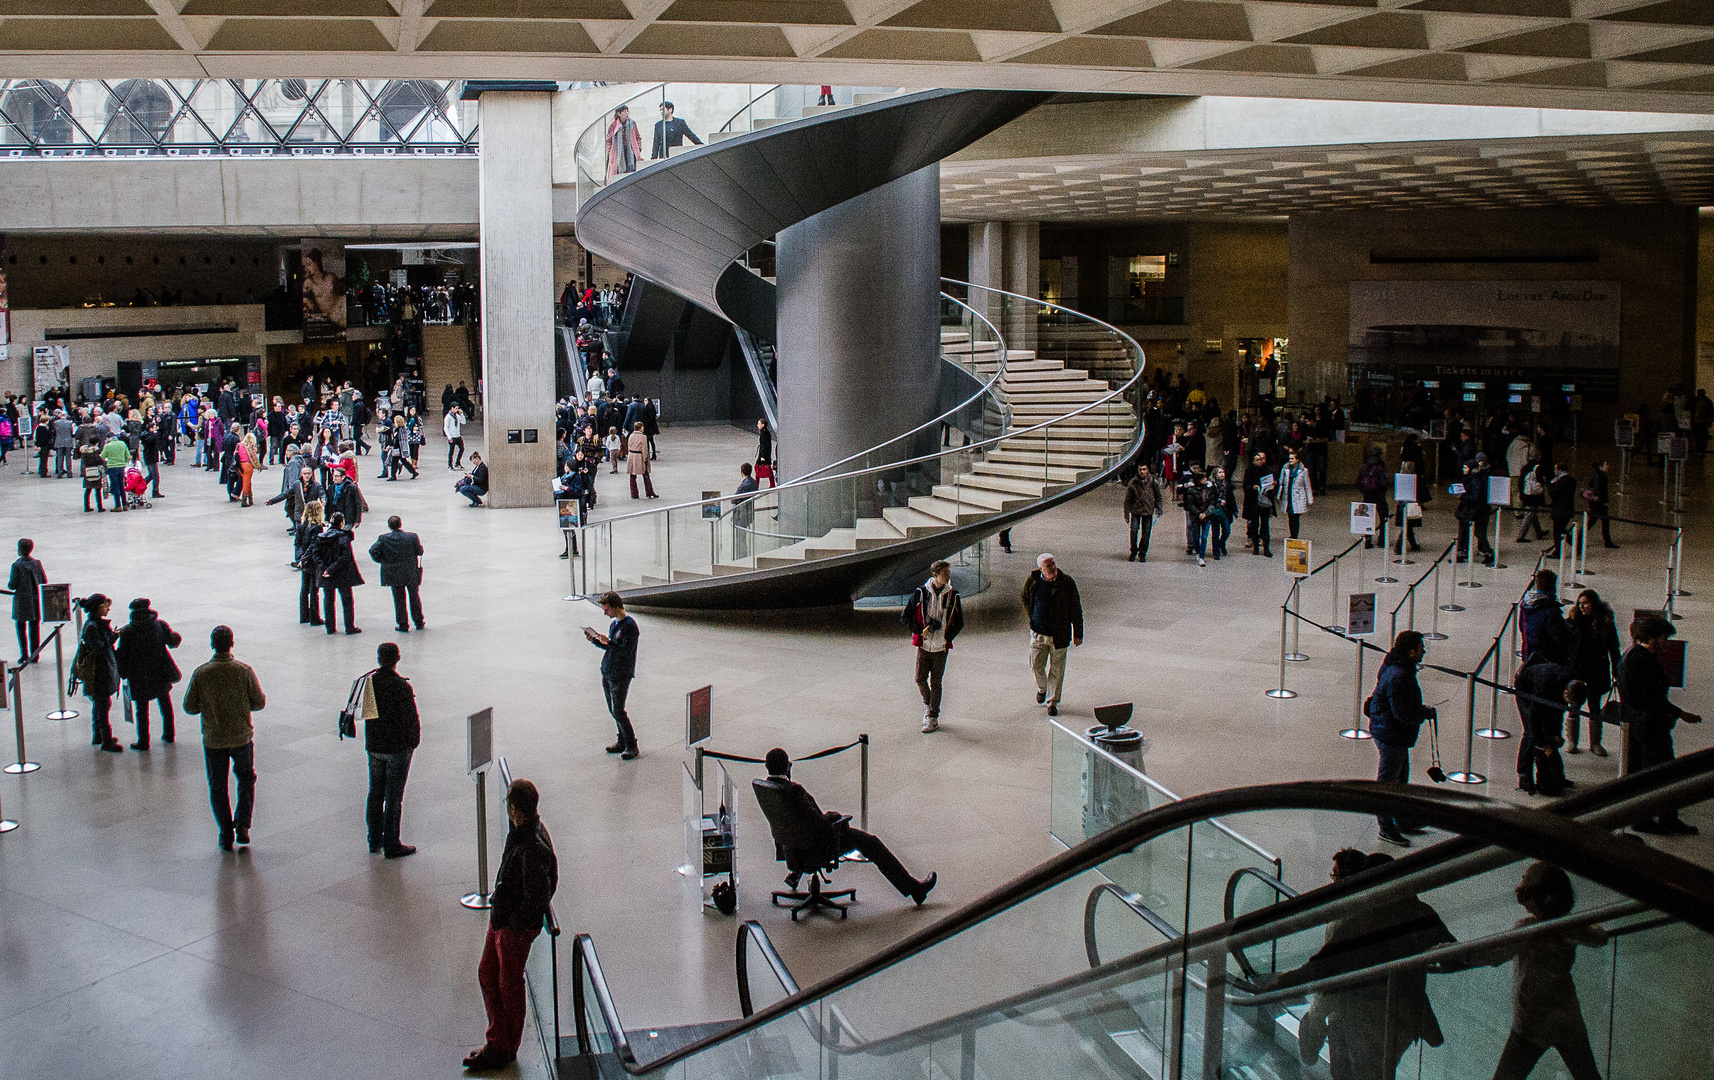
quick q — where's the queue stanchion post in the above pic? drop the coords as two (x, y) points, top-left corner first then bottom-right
(47, 627), (77, 721)
(1489, 505), (1506, 573)
(1286, 580), (1307, 662)
(1457, 522), (1483, 590)
(1328, 555), (1346, 636)
(4, 663), (37, 775)
(859, 733), (869, 833)
(1477, 619), (1512, 741)
(1672, 530), (1689, 597)
(1447, 672), (1486, 785)
(1340, 637), (1372, 740)
(459, 769), (492, 910)
(1576, 511), (1590, 580)
(1430, 544), (1456, 632)
(1268, 599), (1297, 699)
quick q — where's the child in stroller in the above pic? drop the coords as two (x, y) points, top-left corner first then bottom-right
(123, 462), (152, 510)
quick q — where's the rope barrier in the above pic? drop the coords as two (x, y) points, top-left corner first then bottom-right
(699, 737), (866, 765)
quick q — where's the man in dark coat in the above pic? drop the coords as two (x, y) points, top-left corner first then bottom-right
(464, 778), (558, 1072)
(366, 641), (420, 858)
(1520, 570), (1572, 666)
(115, 598), (182, 750)
(649, 100), (703, 159)
(369, 515), (426, 633)
(8, 537), (47, 664)
(314, 512), (364, 635)
(1021, 554), (1084, 716)
(1367, 631), (1436, 846)
(1619, 614), (1703, 834)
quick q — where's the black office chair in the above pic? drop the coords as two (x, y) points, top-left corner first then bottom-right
(752, 778), (855, 921)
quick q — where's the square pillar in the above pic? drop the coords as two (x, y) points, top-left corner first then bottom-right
(1002, 221), (1039, 351)
(968, 221), (1004, 331)
(477, 90), (556, 507)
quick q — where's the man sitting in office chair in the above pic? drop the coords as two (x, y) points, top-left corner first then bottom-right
(760, 747), (937, 906)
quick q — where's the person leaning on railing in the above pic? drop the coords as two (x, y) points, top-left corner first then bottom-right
(1619, 614), (1702, 836)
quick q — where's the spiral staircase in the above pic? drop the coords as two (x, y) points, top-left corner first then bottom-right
(572, 88), (1147, 609)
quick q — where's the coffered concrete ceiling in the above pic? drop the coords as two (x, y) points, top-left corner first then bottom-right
(3, 1), (1714, 114)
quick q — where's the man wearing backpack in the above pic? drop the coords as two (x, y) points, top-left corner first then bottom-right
(902, 561), (963, 733)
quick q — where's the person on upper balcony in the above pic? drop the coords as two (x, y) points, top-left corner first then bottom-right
(651, 100), (703, 160)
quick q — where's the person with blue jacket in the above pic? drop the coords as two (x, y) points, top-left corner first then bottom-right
(584, 591), (639, 760)
(1368, 630), (1436, 847)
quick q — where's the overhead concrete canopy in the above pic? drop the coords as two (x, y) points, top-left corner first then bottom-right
(3, 1), (1714, 115)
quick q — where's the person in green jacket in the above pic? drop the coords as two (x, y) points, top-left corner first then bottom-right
(183, 625), (267, 851)
(101, 433), (130, 512)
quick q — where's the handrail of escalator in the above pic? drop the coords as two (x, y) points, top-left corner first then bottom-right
(570, 931), (635, 1064)
(735, 919), (799, 1016)
(1084, 883), (1179, 968)
(558, 322), (588, 400)
(579, 280), (1143, 534)
(577, 750), (1714, 1075)
(1223, 866), (1300, 924)
(1239, 899), (1659, 1010)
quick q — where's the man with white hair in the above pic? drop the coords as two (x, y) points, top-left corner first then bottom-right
(1020, 553), (1083, 716)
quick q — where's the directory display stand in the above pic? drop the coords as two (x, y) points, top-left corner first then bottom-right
(460, 708), (494, 910)
(681, 759), (737, 911)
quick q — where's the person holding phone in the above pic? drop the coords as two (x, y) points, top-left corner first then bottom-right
(584, 592), (639, 760)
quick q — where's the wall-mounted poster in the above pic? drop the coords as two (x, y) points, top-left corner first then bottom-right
(300, 240), (347, 343)
(1349, 281), (1621, 376)
(32, 344), (69, 393)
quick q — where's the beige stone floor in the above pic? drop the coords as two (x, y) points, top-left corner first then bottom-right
(0, 421), (1706, 1079)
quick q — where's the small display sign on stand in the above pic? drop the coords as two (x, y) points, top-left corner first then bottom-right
(686, 685), (712, 748)
(39, 584), (71, 624)
(1348, 593), (1377, 637)
(1394, 474), (1417, 503)
(467, 707), (493, 776)
(701, 492), (722, 521)
(1349, 502), (1376, 536)
(1283, 538), (1311, 577)
(1614, 418), (1635, 449)
(1487, 475), (1512, 506)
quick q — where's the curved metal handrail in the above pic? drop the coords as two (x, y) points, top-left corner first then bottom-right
(718, 84), (781, 133)
(1084, 883), (1178, 968)
(571, 750), (1714, 1076)
(735, 919), (799, 1017)
(1224, 866), (1300, 924)
(581, 280), (1144, 532)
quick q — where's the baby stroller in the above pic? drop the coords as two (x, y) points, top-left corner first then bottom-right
(122, 464), (153, 510)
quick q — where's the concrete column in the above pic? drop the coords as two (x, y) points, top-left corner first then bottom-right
(968, 221), (1004, 332)
(1002, 220), (1039, 351)
(477, 90), (556, 508)
(775, 163), (941, 481)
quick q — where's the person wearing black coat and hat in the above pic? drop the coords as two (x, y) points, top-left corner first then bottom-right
(314, 512), (364, 635)
(73, 594), (124, 752)
(366, 641), (420, 858)
(9, 537), (47, 664)
(369, 515), (426, 633)
(116, 598), (182, 750)
(1367, 630), (1437, 847)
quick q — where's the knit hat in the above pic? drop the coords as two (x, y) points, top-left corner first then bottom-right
(129, 597), (151, 611)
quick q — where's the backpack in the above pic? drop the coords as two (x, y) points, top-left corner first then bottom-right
(1358, 459), (1385, 493)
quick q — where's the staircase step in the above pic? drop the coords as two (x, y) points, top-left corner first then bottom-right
(955, 472), (1056, 498)
(1002, 371), (1094, 385)
(707, 129), (746, 142)
(854, 517), (904, 548)
(974, 460), (1093, 483)
(940, 330), (970, 344)
(882, 505), (952, 538)
(804, 528), (858, 558)
(990, 448), (1110, 468)
(671, 568), (712, 582)
(908, 495), (992, 526)
(1001, 380), (1100, 395)
(755, 540), (811, 568)
(931, 483), (1031, 511)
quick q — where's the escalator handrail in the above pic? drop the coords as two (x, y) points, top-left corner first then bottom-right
(575, 752), (1714, 1075)
(1084, 883), (1178, 967)
(1224, 865), (1300, 924)
(1240, 900), (1660, 1009)
(570, 931), (633, 1063)
(579, 280), (1144, 532)
(735, 919), (799, 1016)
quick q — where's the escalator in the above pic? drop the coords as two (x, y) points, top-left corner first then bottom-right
(535, 747), (1714, 1079)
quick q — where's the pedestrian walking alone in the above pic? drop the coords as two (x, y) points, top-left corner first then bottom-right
(627, 422), (656, 499)
(366, 641), (420, 858)
(116, 597), (182, 750)
(1123, 466), (1158, 562)
(902, 561), (963, 733)
(1367, 630), (1437, 847)
(1021, 554), (1083, 717)
(183, 625), (266, 851)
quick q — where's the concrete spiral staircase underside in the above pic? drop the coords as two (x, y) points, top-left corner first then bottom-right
(574, 89), (1145, 609)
